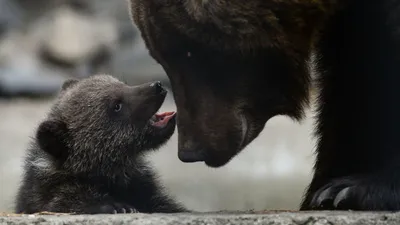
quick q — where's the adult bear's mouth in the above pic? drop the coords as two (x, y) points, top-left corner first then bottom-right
(239, 114), (249, 149)
(178, 115), (251, 167)
(179, 112), (258, 168)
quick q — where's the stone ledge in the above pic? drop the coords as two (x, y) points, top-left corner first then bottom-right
(0, 211), (399, 225)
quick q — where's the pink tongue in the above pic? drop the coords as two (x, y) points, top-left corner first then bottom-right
(153, 111), (176, 127)
(155, 112), (175, 118)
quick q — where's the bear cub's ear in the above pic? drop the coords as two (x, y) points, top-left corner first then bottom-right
(61, 79), (79, 92)
(36, 120), (70, 161)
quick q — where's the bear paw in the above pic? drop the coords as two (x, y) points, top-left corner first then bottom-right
(308, 176), (400, 211)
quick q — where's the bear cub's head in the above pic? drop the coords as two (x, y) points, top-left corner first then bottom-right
(35, 75), (176, 175)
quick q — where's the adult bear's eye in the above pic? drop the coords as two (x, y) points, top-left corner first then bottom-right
(114, 103), (123, 112)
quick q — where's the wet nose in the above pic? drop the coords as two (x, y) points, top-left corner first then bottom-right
(150, 81), (166, 94)
(178, 147), (206, 163)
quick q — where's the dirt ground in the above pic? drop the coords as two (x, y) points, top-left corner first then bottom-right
(0, 95), (317, 212)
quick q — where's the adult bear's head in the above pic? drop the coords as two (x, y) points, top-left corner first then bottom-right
(129, 0), (326, 167)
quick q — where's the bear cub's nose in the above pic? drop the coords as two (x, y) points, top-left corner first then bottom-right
(151, 81), (166, 94)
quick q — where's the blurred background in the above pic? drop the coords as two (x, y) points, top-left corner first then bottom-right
(0, 0), (317, 212)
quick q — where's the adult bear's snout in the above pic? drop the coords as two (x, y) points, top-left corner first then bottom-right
(178, 148), (206, 163)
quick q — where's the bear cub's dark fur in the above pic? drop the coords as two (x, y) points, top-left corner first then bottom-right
(15, 74), (186, 214)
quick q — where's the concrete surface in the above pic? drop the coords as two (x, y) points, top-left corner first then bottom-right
(0, 93), (317, 212)
(0, 211), (399, 225)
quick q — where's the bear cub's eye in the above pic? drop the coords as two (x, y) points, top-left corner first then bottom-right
(114, 103), (123, 112)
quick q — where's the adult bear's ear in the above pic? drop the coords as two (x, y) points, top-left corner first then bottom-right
(36, 120), (70, 162)
(61, 79), (79, 92)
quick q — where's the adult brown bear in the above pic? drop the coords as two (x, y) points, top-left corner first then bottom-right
(129, 0), (400, 211)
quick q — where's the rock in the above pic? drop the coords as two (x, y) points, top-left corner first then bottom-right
(0, 211), (398, 225)
(73, 0), (170, 86)
(87, 0), (138, 41)
(0, 30), (73, 97)
(15, 0), (73, 24)
(39, 6), (118, 67)
(109, 35), (171, 87)
(0, 0), (23, 37)
(0, 63), (68, 97)
(0, 0), (171, 97)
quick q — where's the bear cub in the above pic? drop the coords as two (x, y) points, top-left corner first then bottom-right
(15, 74), (185, 214)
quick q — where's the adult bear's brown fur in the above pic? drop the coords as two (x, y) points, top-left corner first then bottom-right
(128, 0), (400, 211)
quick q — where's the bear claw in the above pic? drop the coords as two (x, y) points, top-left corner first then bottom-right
(309, 178), (359, 210)
(314, 185), (353, 209)
(86, 203), (138, 214)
